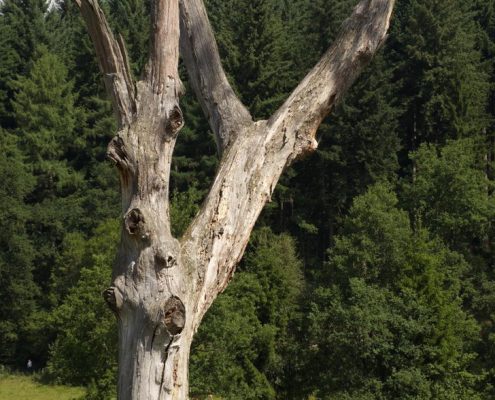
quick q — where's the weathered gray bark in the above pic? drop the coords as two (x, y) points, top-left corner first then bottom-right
(76, 0), (395, 398)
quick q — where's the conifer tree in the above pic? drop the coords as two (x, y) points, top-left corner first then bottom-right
(391, 0), (490, 152)
(108, 0), (150, 76)
(228, 0), (296, 118)
(286, 53), (400, 266)
(473, 0), (495, 190)
(12, 46), (79, 201)
(11, 46), (85, 304)
(204, 0), (242, 79)
(0, 0), (53, 128)
(0, 131), (37, 367)
(52, 1), (120, 234)
(302, 183), (480, 399)
(305, 0), (356, 61)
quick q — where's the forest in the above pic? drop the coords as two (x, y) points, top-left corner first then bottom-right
(0, 0), (494, 399)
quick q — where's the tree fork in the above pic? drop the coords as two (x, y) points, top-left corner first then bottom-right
(76, 0), (395, 398)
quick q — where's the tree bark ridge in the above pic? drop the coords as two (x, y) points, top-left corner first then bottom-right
(77, 0), (396, 398)
(269, 0), (395, 161)
(181, 0), (396, 325)
(148, 0), (182, 97)
(75, 0), (136, 128)
(179, 0), (253, 153)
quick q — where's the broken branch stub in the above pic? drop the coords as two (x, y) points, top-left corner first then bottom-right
(75, 0), (136, 127)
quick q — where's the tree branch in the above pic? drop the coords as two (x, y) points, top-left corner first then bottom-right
(179, 0), (253, 153)
(268, 0), (395, 158)
(75, 0), (136, 128)
(180, 0), (395, 325)
(147, 0), (182, 97)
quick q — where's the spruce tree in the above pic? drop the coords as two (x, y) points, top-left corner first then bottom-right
(302, 183), (480, 399)
(391, 0), (490, 152)
(108, 0), (150, 77)
(227, 0), (296, 118)
(0, 0), (52, 128)
(286, 52), (400, 267)
(473, 0), (495, 190)
(0, 131), (37, 367)
(204, 0), (242, 79)
(305, 0), (356, 61)
(53, 1), (120, 234)
(11, 46), (85, 306)
(12, 46), (79, 201)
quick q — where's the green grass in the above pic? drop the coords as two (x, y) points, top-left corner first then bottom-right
(0, 374), (85, 400)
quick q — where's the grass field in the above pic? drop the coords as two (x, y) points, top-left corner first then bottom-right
(0, 374), (85, 400)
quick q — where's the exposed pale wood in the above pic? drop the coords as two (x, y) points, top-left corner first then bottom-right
(179, 0), (252, 152)
(77, 0), (395, 399)
(148, 0), (182, 96)
(75, 0), (136, 128)
(181, 0), (396, 325)
(269, 0), (396, 158)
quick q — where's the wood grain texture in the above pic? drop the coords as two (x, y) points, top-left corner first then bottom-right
(179, 0), (252, 153)
(75, 0), (136, 128)
(77, 0), (396, 398)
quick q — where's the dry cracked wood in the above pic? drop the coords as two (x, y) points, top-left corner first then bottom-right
(76, 0), (395, 399)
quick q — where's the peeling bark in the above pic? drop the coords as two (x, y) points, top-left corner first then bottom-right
(76, 0), (396, 399)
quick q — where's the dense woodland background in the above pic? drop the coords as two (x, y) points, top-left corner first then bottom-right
(0, 0), (494, 399)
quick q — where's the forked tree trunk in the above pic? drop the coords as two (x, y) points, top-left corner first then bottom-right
(76, 0), (395, 398)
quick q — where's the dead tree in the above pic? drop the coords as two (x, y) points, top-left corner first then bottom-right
(75, 0), (395, 398)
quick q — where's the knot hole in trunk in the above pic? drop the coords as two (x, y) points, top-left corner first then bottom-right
(155, 250), (177, 270)
(163, 296), (185, 335)
(103, 286), (123, 314)
(107, 135), (129, 167)
(165, 105), (184, 138)
(125, 208), (147, 237)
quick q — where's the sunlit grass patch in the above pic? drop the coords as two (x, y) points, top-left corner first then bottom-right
(0, 374), (85, 400)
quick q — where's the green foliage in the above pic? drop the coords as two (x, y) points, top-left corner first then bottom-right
(232, 0), (295, 117)
(392, 0), (490, 150)
(398, 139), (495, 397)
(170, 187), (202, 237)
(304, 0), (356, 59)
(0, 0), (52, 127)
(171, 89), (218, 195)
(206, 0), (298, 118)
(1, 1), (495, 399)
(285, 51), (400, 268)
(10, 46), (87, 308)
(302, 183), (480, 399)
(0, 131), (37, 366)
(204, 0), (242, 77)
(402, 139), (494, 251)
(12, 46), (80, 200)
(46, 219), (119, 392)
(190, 228), (302, 399)
(473, 278), (495, 397)
(108, 0), (150, 77)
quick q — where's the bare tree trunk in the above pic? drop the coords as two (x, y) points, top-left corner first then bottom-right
(76, 0), (395, 398)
